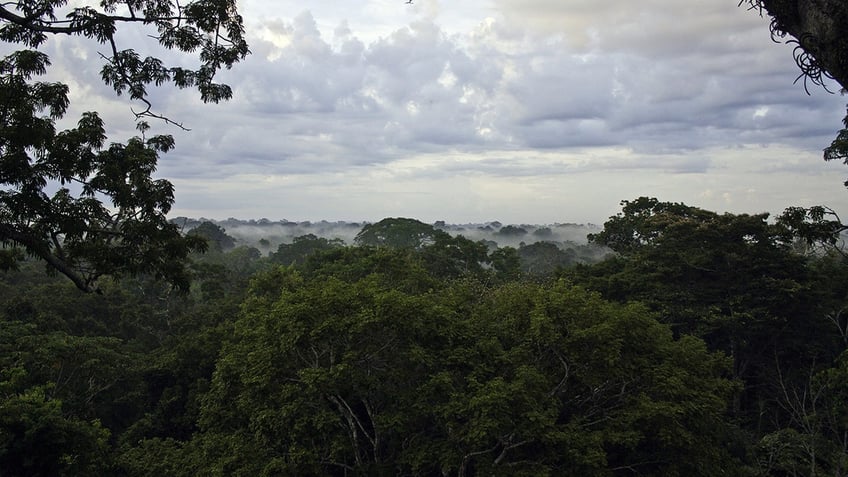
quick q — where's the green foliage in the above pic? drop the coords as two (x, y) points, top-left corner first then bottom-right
(495, 225), (528, 237)
(0, 317), (122, 476)
(269, 234), (344, 266)
(583, 198), (824, 343)
(300, 246), (439, 294)
(489, 246), (521, 282)
(517, 241), (576, 276)
(116, 438), (199, 477)
(775, 204), (848, 252)
(583, 197), (835, 360)
(0, 1), (248, 106)
(0, 385), (111, 477)
(757, 351), (848, 476)
(419, 233), (490, 279)
(578, 197), (848, 474)
(0, 245), (256, 475)
(355, 217), (449, 249)
(587, 197), (715, 254)
(0, 1), (248, 291)
(188, 222), (236, 253)
(190, 261), (742, 475)
(824, 108), (848, 187)
(532, 226), (553, 238)
(0, 197), (844, 476)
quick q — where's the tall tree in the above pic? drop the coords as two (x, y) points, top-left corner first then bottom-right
(355, 217), (449, 250)
(0, 1), (248, 292)
(580, 197), (847, 438)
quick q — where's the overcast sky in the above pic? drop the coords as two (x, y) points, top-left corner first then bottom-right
(46, 0), (848, 224)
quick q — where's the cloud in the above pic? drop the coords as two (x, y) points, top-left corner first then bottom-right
(11, 0), (846, 224)
(490, 0), (771, 55)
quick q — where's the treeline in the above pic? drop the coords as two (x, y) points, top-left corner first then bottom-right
(177, 216), (603, 257)
(1, 198), (847, 476)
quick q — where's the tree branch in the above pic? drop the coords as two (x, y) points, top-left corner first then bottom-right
(0, 6), (181, 34)
(0, 223), (97, 292)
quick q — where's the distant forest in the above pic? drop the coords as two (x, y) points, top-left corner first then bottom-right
(174, 216), (609, 268)
(3, 198), (848, 476)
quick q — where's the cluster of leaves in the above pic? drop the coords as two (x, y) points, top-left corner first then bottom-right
(0, 49), (207, 292)
(0, 0), (248, 117)
(824, 112), (848, 185)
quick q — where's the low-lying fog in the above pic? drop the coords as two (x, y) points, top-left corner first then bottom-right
(172, 217), (603, 255)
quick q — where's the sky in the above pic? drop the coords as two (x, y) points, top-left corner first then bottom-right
(40, 0), (848, 224)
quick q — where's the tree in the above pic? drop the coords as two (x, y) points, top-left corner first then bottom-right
(269, 234), (344, 266)
(0, 384), (112, 476)
(419, 233), (490, 279)
(489, 246), (521, 282)
(579, 197), (847, 443)
(187, 222), (236, 253)
(584, 197), (839, 339)
(517, 241), (576, 276)
(0, 1), (249, 292)
(0, 312), (134, 475)
(191, 271), (743, 475)
(0, 1), (248, 118)
(756, 349), (848, 476)
(355, 217), (449, 249)
(774, 204), (847, 255)
(495, 225), (527, 238)
(824, 112), (848, 185)
(741, 0), (848, 187)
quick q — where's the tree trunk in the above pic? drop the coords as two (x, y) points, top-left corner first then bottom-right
(758, 0), (848, 90)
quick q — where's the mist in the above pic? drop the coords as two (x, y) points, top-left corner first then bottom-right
(174, 217), (605, 256)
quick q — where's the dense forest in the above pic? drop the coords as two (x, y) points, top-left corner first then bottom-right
(2, 203), (847, 476)
(3, 0), (848, 475)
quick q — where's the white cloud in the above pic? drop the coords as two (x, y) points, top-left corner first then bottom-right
(13, 0), (846, 224)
